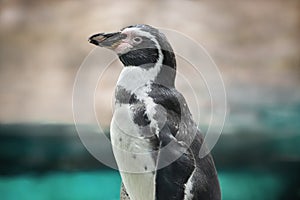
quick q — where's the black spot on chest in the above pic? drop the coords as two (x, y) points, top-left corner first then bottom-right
(115, 85), (151, 127)
(131, 102), (151, 127)
(115, 86), (132, 104)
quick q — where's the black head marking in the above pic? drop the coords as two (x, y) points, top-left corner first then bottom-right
(119, 24), (176, 70)
(119, 47), (159, 67)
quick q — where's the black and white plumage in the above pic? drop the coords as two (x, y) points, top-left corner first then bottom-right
(89, 24), (221, 200)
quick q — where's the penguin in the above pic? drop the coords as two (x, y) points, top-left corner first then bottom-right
(88, 24), (221, 200)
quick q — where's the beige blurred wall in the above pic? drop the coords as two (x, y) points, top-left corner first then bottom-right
(0, 0), (299, 126)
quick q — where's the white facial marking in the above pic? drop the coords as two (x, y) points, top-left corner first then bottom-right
(114, 43), (133, 55)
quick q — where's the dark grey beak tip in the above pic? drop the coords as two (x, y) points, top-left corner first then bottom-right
(88, 32), (121, 47)
(88, 33), (105, 46)
(88, 37), (99, 45)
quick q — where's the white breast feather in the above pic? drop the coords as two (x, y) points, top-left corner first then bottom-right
(110, 27), (165, 200)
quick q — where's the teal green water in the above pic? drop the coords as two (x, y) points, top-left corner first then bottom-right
(0, 171), (121, 200)
(0, 170), (287, 200)
(220, 170), (284, 200)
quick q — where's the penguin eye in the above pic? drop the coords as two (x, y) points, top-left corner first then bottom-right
(133, 37), (142, 44)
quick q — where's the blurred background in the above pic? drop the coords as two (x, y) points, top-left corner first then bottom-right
(1, 0), (300, 199)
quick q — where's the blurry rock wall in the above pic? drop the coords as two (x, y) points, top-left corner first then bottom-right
(0, 0), (299, 130)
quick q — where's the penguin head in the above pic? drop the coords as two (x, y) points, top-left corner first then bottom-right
(88, 24), (176, 69)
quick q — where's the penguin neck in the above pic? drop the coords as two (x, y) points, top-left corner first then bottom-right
(116, 62), (176, 93)
(117, 50), (177, 92)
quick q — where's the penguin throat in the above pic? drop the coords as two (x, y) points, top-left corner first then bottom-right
(116, 64), (162, 92)
(117, 49), (176, 90)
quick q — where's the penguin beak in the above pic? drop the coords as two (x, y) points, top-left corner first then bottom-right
(88, 32), (123, 50)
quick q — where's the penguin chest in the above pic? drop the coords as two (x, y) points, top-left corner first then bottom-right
(110, 103), (157, 200)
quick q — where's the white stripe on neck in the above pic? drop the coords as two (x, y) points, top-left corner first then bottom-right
(116, 66), (159, 91)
